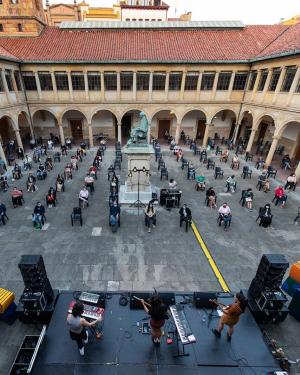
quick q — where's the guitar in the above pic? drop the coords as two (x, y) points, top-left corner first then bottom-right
(209, 299), (229, 310)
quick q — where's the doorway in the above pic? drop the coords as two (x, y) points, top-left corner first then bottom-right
(158, 120), (170, 139)
(122, 115), (131, 141)
(196, 120), (206, 140)
(70, 120), (83, 141)
(257, 122), (269, 142)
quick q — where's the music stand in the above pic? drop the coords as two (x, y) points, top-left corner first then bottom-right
(128, 167), (151, 216)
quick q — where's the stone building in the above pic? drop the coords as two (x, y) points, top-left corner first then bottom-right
(0, 2), (299, 177)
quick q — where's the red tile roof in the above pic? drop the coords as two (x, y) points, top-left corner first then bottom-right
(0, 24), (298, 63)
(0, 45), (19, 61)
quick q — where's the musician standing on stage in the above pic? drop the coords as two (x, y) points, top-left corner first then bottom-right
(140, 294), (168, 346)
(67, 302), (102, 356)
(211, 292), (247, 341)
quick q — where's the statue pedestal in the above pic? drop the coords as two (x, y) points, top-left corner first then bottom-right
(119, 145), (154, 206)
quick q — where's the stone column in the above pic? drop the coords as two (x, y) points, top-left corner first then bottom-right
(51, 71), (58, 101)
(165, 72), (170, 101)
(88, 123), (94, 148)
(265, 136), (280, 166)
(197, 71), (202, 100)
(211, 72), (219, 100)
(67, 71), (73, 101)
(147, 123), (151, 144)
(1, 69), (11, 104)
(246, 128), (257, 152)
(117, 121), (122, 145)
(148, 71), (153, 102)
(286, 67), (300, 106)
(251, 69), (261, 102)
(133, 71), (137, 101)
(58, 123), (65, 145)
(261, 69), (272, 102)
(295, 161), (300, 181)
(180, 71), (186, 100)
(227, 72), (235, 99)
(0, 141), (8, 167)
(175, 122), (181, 144)
(15, 129), (24, 150)
(84, 71), (89, 101)
(202, 123), (211, 147)
(11, 70), (20, 101)
(35, 71), (42, 100)
(232, 123), (241, 144)
(272, 66), (286, 104)
(100, 72), (105, 101)
(117, 71), (121, 101)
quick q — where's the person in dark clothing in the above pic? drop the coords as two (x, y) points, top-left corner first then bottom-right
(32, 202), (45, 228)
(109, 201), (120, 227)
(17, 147), (24, 159)
(0, 202), (8, 225)
(257, 204), (272, 228)
(27, 173), (37, 192)
(179, 204), (192, 231)
(140, 294), (168, 346)
(206, 187), (217, 208)
(294, 207), (300, 224)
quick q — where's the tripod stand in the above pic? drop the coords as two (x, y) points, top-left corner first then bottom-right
(129, 167), (150, 216)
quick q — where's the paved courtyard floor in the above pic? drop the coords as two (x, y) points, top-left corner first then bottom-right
(0, 144), (300, 374)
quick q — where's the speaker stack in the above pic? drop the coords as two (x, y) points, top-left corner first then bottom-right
(18, 255), (57, 323)
(248, 254), (289, 324)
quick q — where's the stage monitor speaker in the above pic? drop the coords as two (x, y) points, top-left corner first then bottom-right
(129, 292), (152, 309)
(247, 297), (289, 324)
(193, 292), (217, 309)
(158, 292), (175, 307)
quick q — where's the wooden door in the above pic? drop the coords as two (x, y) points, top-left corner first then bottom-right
(158, 120), (170, 139)
(121, 115), (131, 141)
(196, 121), (206, 140)
(257, 122), (268, 142)
(70, 120), (83, 141)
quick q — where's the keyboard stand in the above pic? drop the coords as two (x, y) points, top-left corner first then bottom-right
(169, 328), (189, 358)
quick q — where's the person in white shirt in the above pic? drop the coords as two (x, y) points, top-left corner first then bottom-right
(79, 187), (89, 208)
(285, 173), (297, 191)
(218, 203), (231, 229)
(84, 174), (94, 193)
(168, 179), (177, 190)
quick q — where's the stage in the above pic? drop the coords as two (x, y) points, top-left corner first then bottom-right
(32, 291), (281, 374)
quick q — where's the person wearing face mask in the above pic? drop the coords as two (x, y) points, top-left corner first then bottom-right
(109, 200), (121, 229)
(218, 202), (231, 230)
(256, 203), (272, 228)
(145, 201), (156, 233)
(179, 204), (192, 232)
(32, 202), (46, 229)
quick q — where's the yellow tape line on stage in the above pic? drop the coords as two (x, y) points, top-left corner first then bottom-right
(191, 221), (231, 293)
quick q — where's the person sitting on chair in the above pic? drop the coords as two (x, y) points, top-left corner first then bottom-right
(257, 172), (270, 193)
(176, 149), (183, 162)
(79, 187), (89, 208)
(46, 187), (56, 207)
(84, 174), (94, 194)
(56, 174), (64, 192)
(274, 186), (287, 208)
(109, 201), (121, 227)
(226, 175), (237, 193)
(64, 164), (72, 180)
(109, 187), (119, 207)
(218, 203), (231, 230)
(206, 187), (217, 208)
(110, 174), (119, 192)
(144, 201), (156, 233)
(32, 202), (45, 229)
(11, 187), (24, 208)
(294, 207), (300, 224)
(45, 157), (53, 171)
(0, 201), (8, 225)
(27, 173), (37, 192)
(179, 204), (192, 231)
(285, 173), (297, 191)
(281, 154), (292, 170)
(220, 148), (229, 162)
(71, 156), (78, 171)
(244, 188), (254, 211)
(170, 139), (176, 150)
(256, 157), (265, 170)
(257, 203), (272, 227)
(195, 177), (206, 191)
(12, 163), (22, 180)
(168, 178), (177, 190)
(187, 163), (196, 180)
(89, 165), (97, 179)
(231, 154), (240, 169)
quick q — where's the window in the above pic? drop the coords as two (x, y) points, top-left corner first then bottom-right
(0, 75), (4, 92)
(11, 0), (18, 3)
(268, 68), (281, 91)
(55, 71), (69, 90)
(71, 71), (84, 91)
(38, 71), (53, 91)
(232, 72), (248, 91)
(120, 71), (133, 90)
(257, 70), (268, 91)
(22, 72), (37, 91)
(248, 71), (257, 91)
(281, 66), (297, 92)
(14, 71), (22, 90)
(201, 72), (215, 90)
(104, 72), (117, 91)
(169, 72), (182, 91)
(217, 72), (232, 90)
(126, 18), (130, 21)
(0, 24), (3, 32)
(87, 72), (101, 91)
(137, 71), (149, 90)
(152, 72), (166, 91)
(5, 70), (14, 91)
(296, 77), (300, 93)
(184, 72), (199, 91)
(17, 23), (22, 32)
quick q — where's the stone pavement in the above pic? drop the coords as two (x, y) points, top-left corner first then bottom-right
(0, 144), (300, 374)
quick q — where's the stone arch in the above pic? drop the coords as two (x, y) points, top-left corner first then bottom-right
(91, 109), (118, 142)
(181, 109), (207, 141)
(32, 109), (59, 141)
(150, 109), (178, 140)
(120, 108), (151, 123)
(61, 109), (88, 143)
(236, 110), (254, 143)
(275, 120), (300, 160)
(210, 109), (237, 141)
(0, 115), (18, 157)
(18, 111), (32, 142)
(149, 108), (179, 123)
(31, 107), (58, 121)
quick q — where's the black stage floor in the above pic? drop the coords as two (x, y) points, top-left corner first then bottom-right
(32, 291), (280, 374)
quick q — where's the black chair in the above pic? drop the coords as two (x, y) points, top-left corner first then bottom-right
(206, 158), (215, 170)
(215, 146), (222, 156)
(241, 166), (252, 179)
(187, 168), (196, 180)
(214, 166), (224, 179)
(115, 151), (122, 161)
(53, 152), (61, 162)
(181, 159), (189, 170)
(256, 177), (265, 191)
(71, 207), (82, 226)
(107, 166), (115, 180)
(114, 159), (121, 170)
(158, 159), (165, 170)
(267, 166), (277, 178)
(194, 148), (201, 156)
(200, 151), (207, 163)
(245, 152), (253, 162)
(239, 190), (246, 207)
(155, 152), (162, 162)
(160, 167), (168, 180)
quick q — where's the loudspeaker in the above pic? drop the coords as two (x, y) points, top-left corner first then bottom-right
(193, 292), (217, 309)
(247, 296), (289, 324)
(249, 254), (289, 298)
(129, 292), (152, 309)
(158, 292), (175, 307)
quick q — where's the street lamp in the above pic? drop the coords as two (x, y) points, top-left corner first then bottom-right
(128, 166), (151, 216)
